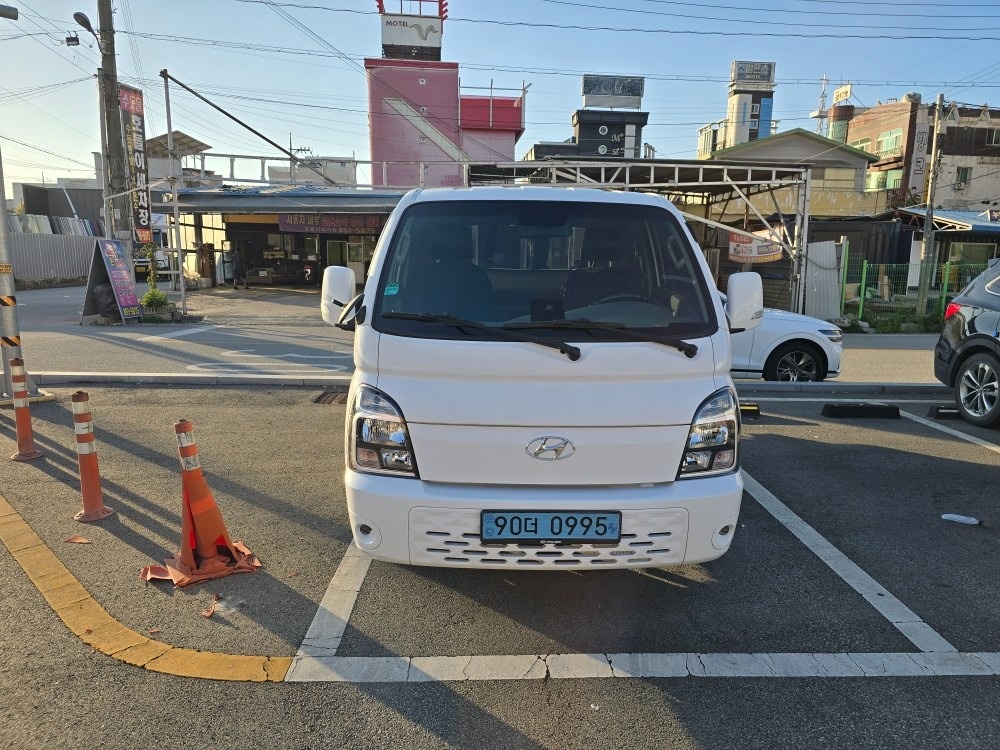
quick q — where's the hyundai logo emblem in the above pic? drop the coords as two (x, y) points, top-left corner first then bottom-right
(525, 436), (576, 461)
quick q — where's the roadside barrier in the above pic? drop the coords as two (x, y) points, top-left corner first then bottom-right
(140, 419), (258, 587)
(71, 391), (114, 522)
(9, 358), (43, 462)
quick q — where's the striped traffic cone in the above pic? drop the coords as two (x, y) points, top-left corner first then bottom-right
(9, 358), (42, 462)
(71, 392), (114, 522)
(141, 419), (258, 587)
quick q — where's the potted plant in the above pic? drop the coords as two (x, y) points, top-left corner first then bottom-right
(139, 244), (177, 321)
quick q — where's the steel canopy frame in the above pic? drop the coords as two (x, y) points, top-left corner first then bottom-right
(464, 159), (811, 313)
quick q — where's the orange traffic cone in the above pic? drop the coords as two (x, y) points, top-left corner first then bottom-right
(72, 392), (114, 522)
(10, 358), (43, 462)
(140, 419), (258, 587)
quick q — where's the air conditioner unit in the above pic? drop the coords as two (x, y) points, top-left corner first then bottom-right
(955, 182), (966, 190)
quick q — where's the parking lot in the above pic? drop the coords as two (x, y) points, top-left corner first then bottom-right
(2, 386), (999, 748)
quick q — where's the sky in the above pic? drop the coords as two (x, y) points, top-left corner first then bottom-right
(3, 0), (1000, 194)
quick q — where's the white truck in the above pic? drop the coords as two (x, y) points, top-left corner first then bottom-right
(322, 187), (763, 570)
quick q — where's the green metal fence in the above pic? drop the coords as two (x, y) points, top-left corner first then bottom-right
(840, 254), (987, 327)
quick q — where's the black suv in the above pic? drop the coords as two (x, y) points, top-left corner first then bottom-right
(934, 258), (1000, 426)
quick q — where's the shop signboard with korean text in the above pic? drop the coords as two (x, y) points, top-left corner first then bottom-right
(81, 239), (143, 323)
(731, 61), (775, 84)
(119, 84), (152, 244)
(728, 231), (783, 264)
(278, 214), (387, 234)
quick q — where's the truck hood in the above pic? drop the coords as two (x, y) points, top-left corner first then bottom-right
(370, 332), (727, 485)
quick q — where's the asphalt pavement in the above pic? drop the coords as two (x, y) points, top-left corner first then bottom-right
(14, 285), (354, 384)
(5, 285), (998, 749)
(2, 386), (1000, 748)
(11, 284), (942, 386)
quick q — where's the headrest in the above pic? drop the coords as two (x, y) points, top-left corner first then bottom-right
(582, 226), (627, 264)
(430, 225), (473, 262)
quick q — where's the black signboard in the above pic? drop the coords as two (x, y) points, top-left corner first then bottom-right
(582, 75), (645, 98)
(81, 240), (143, 323)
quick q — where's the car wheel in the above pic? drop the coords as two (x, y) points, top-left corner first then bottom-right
(763, 342), (825, 382)
(954, 352), (1000, 427)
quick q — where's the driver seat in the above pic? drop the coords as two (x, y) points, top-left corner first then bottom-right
(561, 226), (642, 310)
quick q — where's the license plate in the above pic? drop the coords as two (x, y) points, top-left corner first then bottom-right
(480, 510), (621, 544)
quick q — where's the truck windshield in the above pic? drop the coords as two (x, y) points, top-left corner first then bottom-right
(373, 200), (718, 340)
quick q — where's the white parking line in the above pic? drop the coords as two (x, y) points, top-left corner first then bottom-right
(748, 398), (943, 403)
(286, 651), (999, 682)
(286, 545), (372, 671)
(741, 471), (957, 654)
(137, 325), (219, 342)
(899, 410), (1000, 456)
(287, 472), (972, 683)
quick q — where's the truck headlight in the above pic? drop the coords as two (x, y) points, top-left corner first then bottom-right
(678, 388), (739, 479)
(348, 385), (418, 477)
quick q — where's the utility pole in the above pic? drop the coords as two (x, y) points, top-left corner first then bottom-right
(74, 4), (127, 238)
(98, 0), (128, 238)
(0, 3), (38, 399)
(916, 93), (945, 316)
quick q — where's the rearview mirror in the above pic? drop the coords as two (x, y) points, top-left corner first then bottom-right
(726, 272), (764, 333)
(321, 266), (357, 326)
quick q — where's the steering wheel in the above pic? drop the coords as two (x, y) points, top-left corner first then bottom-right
(591, 292), (660, 305)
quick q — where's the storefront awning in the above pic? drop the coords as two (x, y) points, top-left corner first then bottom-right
(165, 185), (408, 215)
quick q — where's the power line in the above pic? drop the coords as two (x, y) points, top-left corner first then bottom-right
(540, 0), (1000, 31)
(0, 76), (91, 105)
(447, 16), (1000, 41)
(117, 30), (1000, 92)
(12, 1), (98, 76)
(0, 133), (95, 168)
(229, 0), (1000, 40)
(632, 0), (1000, 18)
(260, 0), (515, 162)
(762, 0), (1000, 6)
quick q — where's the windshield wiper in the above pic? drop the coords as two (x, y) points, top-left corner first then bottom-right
(381, 312), (581, 361)
(503, 318), (698, 359)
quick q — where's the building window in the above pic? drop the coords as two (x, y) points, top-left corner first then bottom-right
(956, 166), (972, 188)
(849, 137), (871, 153)
(864, 171), (888, 191)
(751, 103), (760, 115)
(875, 128), (904, 159)
(748, 119), (759, 130)
(813, 167), (858, 190)
(988, 128), (1000, 146)
(886, 168), (904, 189)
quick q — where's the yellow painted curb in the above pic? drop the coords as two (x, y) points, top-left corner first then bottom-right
(0, 494), (290, 682)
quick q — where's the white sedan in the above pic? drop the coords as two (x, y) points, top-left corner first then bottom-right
(721, 295), (844, 381)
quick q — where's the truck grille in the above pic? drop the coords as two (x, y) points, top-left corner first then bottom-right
(409, 508), (687, 568)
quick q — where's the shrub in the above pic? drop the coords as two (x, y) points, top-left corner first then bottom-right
(873, 313), (905, 334)
(140, 288), (168, 308)
(920, 313), (944, 333)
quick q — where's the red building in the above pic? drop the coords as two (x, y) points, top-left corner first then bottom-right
(366, 0), (525, 187)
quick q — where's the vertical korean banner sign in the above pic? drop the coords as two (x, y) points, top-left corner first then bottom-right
(118, 84), (152, 244)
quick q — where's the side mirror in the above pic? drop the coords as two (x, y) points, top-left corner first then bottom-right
(726, 272), (764, 333)
(336, 294), (366, 332)
(321, 266), (357, 326)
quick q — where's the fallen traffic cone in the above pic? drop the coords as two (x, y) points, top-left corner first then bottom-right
(10, 358), (43, 462)
(71, 392), (114, 522)
(140, 419), (258, 587)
